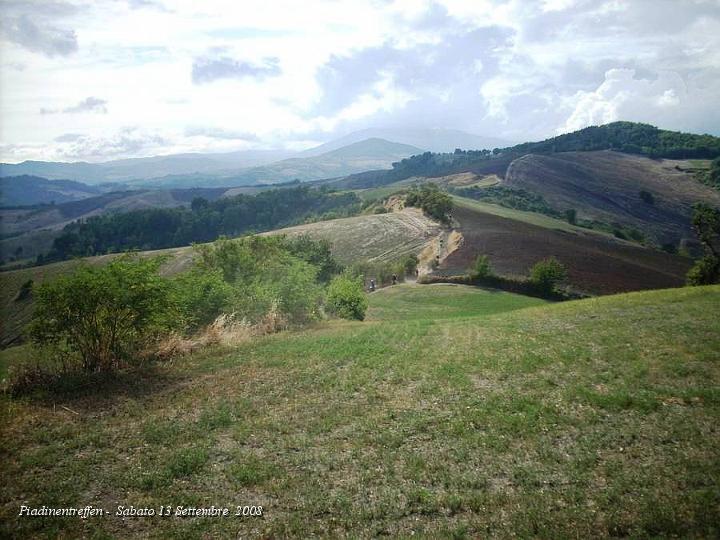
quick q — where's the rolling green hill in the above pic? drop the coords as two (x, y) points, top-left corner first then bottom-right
(1, 284), (718, 537)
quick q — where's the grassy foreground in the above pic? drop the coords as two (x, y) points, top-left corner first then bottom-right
(1, 284), (719, 538)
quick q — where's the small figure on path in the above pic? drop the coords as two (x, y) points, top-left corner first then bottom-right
(369, 279), (376, 292)
(392, 274), (397, 285)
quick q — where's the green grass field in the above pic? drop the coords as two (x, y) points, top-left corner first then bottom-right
(367, 282), (547, 321)
(1, 284), (719, 538)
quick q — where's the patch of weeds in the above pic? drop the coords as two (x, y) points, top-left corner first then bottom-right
(442, 494), (464, 516)
(228, 455), (279, 487)
(406, 487), (439, 515)
(166, 447), (209, 479)
(141, 419), (182, 445)
(198, 403), (234, 431)
(136, 446), (210, 490)
(575, 386), (660, 413)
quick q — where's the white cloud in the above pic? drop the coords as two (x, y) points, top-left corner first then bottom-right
(558, 68), (720, 135)
(0, 0), (719, 162)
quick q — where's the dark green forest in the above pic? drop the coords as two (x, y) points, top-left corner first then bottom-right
(43, 186), (360, 263)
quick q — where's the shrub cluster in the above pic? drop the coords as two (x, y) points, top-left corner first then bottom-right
(529, 257), (568, 294)
(12, 235), (374, 393)
(462, 253), (570, 298)
(326, 274), (368, 321)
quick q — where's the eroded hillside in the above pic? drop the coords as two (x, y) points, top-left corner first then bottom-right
(502, 150), (720, 246)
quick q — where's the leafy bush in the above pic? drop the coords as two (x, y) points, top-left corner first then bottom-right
(686, 255), (720, 285)
(193, 235), (326, 324)
(639, 190), (655, 205)
(171, 269), (234, 331)
(530, 257), (568, 294)
(326, 274), (368, 321)
(469, 255), (493, 279)
(282, 234), (343, 283)
(28, 256), (175, 373)
(401, 254), (419, 276)
(254, 257), (323, 324)
(687, 203), (720, 285)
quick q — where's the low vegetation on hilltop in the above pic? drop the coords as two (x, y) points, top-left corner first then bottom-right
(404, 183), (453, 224)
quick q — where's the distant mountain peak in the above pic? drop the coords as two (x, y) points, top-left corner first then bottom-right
(321, 138), (423, 159)
(302, 128), (514, 156)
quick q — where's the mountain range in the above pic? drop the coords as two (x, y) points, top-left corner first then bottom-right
(0, 127), (501, 188)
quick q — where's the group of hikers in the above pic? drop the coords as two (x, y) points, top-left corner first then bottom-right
(367, 268), (420, 292)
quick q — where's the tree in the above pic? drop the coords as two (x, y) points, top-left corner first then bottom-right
(687, 256), (720, 286)
(565, 209), (577, 225)
(530, 257), (568, 294)
(470, 255), (493, 279)
(639, 190), (655, 205)
(191, 197), (210, 211)
(326, 274), (368, 321)
(401, 254), (419, 276)
(690, 203), (720, 257)
(687, 204), (720, 285)
(28, 256), (175, 372)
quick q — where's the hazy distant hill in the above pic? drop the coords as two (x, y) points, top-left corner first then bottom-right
(1, 138), (423, 189)
(0, 175), (103, 206)
(128, 138), (423, 188)
(0, 149), (294, 184)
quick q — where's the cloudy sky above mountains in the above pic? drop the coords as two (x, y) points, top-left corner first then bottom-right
(1, 0), (719, 162)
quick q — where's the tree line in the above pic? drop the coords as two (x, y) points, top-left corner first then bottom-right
(40, 186), (361, 264)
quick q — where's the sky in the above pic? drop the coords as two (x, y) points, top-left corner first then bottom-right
(1, 0), (719, 162)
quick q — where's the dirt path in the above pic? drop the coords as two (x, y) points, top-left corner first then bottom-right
(417, 228), (464, 276)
